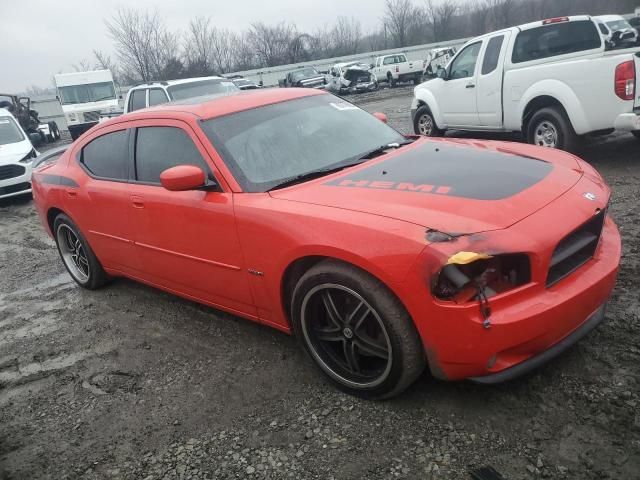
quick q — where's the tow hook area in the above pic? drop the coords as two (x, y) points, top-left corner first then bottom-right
(433, 251), (532, 329)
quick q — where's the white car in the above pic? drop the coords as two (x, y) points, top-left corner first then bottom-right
(326, 62), (378, 94)
(412, 15), (640, 151)
(0, 109), (38, 199)
(124, 76), (239, 113)
(594, 15), (638, 48)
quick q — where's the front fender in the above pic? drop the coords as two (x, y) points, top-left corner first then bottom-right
(514, 80), (589, 134)
(412, 84), (446, 129)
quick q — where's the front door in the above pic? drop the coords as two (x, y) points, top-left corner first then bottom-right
(438, 41), (483, 127)
(127, 120), (256, 318)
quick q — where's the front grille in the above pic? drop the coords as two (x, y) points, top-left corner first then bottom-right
(0, 182), (31, 196)
(83, 111), (101, 122)
(546, 210), (606, 287)
(0, 164), (26, 180)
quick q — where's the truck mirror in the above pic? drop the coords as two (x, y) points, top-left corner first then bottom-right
(437, 66), (448, 80)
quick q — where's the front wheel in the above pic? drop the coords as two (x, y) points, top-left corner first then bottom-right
(386, 73), (396, 88)
(413, 105), (444, 137)
(54, 214), (109, 289)
(527, 107), (577, 152)
(291, 260), (425, 399)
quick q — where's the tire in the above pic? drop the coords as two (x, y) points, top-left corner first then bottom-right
(632, 131), (640, 141)
(46, 123), (55, 142)
(413, 105), (444, 137)
(526, 106), (577, 152)
(386, 72), (396, 88)
(52, 122), (61, 141)
(291, 259), (425, 399)
(53, 213), (108, 290)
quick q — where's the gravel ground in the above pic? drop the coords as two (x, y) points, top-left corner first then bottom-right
(1, 87), (639, 480)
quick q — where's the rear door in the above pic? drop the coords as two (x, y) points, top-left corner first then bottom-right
(476, 32), (511, 127)
(127, 120), (256, 316)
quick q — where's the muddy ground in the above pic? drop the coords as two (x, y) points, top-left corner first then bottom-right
(1, 87), (639, 480)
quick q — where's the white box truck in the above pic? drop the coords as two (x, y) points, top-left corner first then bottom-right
(54, 70), (120, 140)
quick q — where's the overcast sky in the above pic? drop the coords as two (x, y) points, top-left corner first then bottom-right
(0, 0), (388, 92)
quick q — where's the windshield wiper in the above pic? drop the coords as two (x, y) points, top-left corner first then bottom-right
(356, 139), (414, 161)
(268, 161), (366, 191)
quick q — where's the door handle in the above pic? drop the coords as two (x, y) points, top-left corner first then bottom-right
(466, 84), (476, 89)
(130, 195), (144, 209)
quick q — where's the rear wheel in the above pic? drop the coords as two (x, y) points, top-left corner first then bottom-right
(291, 260), (425, 399)
(386, 72), (396, 88)
(54, 214), (108, 289)
(527, 106), (577, 152)
(413, 105), (444, 137)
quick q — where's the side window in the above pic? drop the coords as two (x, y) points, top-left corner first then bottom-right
(148, 89), (169, 107)
(129, 89), (146, 112)
(597, 23), (609, 35)
(383, 56), (394, 65)
(481, 35), (505, 75)
(512, 20), (602, 63)
(81, 130), (129, 180)
(397, 55), (407, 63)
(135, 126), (209, 184)
(449, 42), (482, 80)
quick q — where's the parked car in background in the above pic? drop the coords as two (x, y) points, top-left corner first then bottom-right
(421, 47), (457, 79)
(412, 16), (640, 151)
(326, 62), (378, 94)
(0, 109), (38, 199)
(229, 77), (260, 90)
(54, 70), (120, 140)
(0, 94), (60, 145)
(124, 76), (239, 114)
(278, 67), (327, 88)
(594, 15), (639, 48)
(31, 88), (621, 398)
(372, 54), (422, 86)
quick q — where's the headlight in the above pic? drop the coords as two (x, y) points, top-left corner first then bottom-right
(432, 252), (531, 302)
(19, 149), (38, 163)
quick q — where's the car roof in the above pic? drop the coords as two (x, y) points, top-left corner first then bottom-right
(130, 76), (227, 90)
(119, 88), (326, 122)
(593, 15), (626, 22)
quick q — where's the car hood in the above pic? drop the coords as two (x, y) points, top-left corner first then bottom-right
(270, 138), (584, 234)
(0, 139), (33, 165)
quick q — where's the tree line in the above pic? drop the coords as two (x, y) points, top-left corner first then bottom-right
(73, 0), (637, 86)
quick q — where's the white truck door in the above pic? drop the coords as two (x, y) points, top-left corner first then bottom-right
(438, 41), (483, 126)
(476, 32), (511, 127)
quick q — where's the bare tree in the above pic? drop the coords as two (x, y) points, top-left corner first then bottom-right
(106, 8), (177, 82)
(424, 0), (459, 41)
(72, 59), (92, 72)
(248, 22), (298, 67)
(485, 0), (518, 30)
(383, 0), (418, 47)
(331, 17), (362, 56)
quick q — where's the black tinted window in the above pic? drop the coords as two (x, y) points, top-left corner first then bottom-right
(82, 130), (129, 180)
(148, 89), (168, 106)
(482, 35), (505, 74)
(135, 127), (208, 183)
(512, 20), (601, 63)
(129, 89), (146, 111)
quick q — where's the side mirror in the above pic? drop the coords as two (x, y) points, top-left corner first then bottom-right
(55, 95), (60, 101)
(119, 94), (123, 100)
(160, 165), (206, 191)
(372, 112), (388, 124)
(437, 66), (447, 80)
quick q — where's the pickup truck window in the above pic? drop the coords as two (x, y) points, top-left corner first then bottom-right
(383, 57), (395, 65)
(449, 42), (482, 79)
(148, 89), (169, 107)
(481, 35), (505, 75)
(597, 23), (609, 35)
(129, 89), (146, 112)
(512, 20), (601, 64)
(397, 55), (407, 63)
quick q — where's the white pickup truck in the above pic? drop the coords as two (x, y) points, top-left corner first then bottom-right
(411, 16), (640, 150)
(373, 54), (423, 86)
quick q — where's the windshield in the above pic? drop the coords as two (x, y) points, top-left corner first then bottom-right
(606, 19), (632, 31)
(291, 68), (319, 81)
(0, 116), (25, 145)
(201, 94), (405, 192)
(167, 79), (239, 101)
(58, 82), (116, 105)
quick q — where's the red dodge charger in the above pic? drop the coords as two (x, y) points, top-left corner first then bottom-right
(31, 88), (621, 398)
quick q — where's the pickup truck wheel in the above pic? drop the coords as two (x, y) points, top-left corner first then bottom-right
(527, 107), (577, 151)
(386, 73), (396, 88)
(291, 260), (425, 399)
(414, 106), (443, 137)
